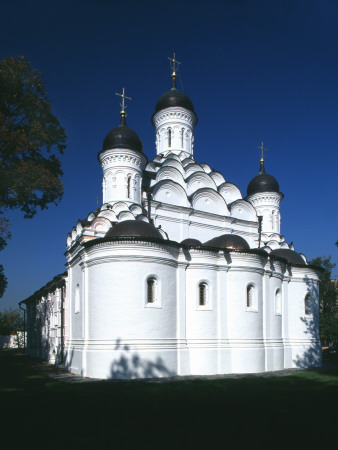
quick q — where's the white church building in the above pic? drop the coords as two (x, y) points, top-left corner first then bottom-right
(21, 60), (322, 379)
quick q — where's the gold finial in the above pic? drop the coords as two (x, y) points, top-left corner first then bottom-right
(168, 52), (181, 77)
(257, 141), (268, 162)
(115, 87), (132, 116)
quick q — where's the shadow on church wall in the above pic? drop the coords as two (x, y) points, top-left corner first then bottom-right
(293, 275), (322, 368)
(109, 338), (175, 379)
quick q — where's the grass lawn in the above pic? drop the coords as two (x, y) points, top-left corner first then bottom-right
(1, 350), (337, 450)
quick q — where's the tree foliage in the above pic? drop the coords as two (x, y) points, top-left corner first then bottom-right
(0, 308), (24, 335)
(309, 256), (338, 346)
(0, 56), (66, 297)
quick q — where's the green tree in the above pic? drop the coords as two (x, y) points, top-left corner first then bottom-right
(0, 308), (24, 335)
(309, 256), (338, 346)
(0, 56), (66, 297)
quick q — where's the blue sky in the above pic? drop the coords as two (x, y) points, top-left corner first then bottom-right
(1, 0), (337, 310)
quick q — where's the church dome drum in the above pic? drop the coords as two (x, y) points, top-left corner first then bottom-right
(105, 220), (163, 240)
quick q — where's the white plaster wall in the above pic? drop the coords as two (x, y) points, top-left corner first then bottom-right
(227, 253), (265, 373)
(186, 249), (220, 374)
(70, 240), (179, 379)
(284, 267), (321, 368)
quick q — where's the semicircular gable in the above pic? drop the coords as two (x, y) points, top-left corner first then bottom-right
(153, 155), (164, 163)
(90, 217), (112, 233)
(218, 182), (242, 204)
(129, 204), (143, 216)
(230, 199), (257, 221)
(155, 166), (186, 188)
(181, 157), (195, 167)
(117, 211), (135, 222)
(112, 202), (129, 215)
(186, 171), (217, 196)
(162, 158), (185, 175)
(209, 170), (226, 187)
(152, 180), (190, 207)
(191, 188), (229, 215)
(97, 209), (118, 222)
(200, 162), (212, 173)
(87, 212), (96, 221)
(165, 153), (181, 162)
(184, 163), (205, 178)
(145, 161), (157, 173)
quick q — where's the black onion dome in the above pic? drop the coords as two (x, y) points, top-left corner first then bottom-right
(204, 234), (250, 250)
(181, 238), (202, 246)
(247, 160), (280, 196)
(270, 248), (305, 265)
(102, 116), (143, 153)
(154, 88), (195, 114)
(105, 220), (163, 240)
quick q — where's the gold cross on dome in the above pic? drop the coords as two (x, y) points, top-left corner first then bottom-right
(115, 87), (132, 114)
(257, 141), (269, 161)
(168, 52), (181, 76)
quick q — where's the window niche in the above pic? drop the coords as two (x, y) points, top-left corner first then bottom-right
(197, 281), (211, 310)
(275, 288), (282, 315)
(145, 276), (161, 308)
(74, 284), (80, 314)
(304, 293), (312, 315)
(246, 284), (257, 311)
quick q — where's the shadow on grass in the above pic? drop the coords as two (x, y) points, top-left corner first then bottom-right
(1, 350), (338, 449)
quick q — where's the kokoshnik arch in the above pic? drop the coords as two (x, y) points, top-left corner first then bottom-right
(20, 56), (322, 379)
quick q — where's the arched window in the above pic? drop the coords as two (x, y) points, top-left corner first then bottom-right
(147, 277), (156, 304)
(199, 282), (207, 306)
(247, 284), (254, 308)
(127, 176), (131, 199)
(181, 128), (184, 148)
(168, 128), (172, 148)
(275, 288), (281, 315)
(305, 293), (311, 315)
(75, 284), (80, 314)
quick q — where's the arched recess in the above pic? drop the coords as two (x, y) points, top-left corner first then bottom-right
(186, 172), (217, 196)
(230, 199), (257, 222)
(191, 188), (229, 215)
(155, 166), (186, 189)
(218, 182), (242, 204)
(184, 163), (205, 178)
(209, 170), (226, 187)
(152, 180), (190, 207)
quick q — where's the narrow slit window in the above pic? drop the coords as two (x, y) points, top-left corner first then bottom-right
(275, 289), (281, 314)
(247, 285), (254, 308)
(127, 176), (131, 198)
(168, 128), (172, 147)
(199, 282), (207, 306)
(147, 278), (156, 303)
(75, 284), (80, 314)
(181, 128), (184, 148)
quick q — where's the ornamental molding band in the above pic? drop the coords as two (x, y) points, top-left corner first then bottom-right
(101, 154), (143, 167)
(21, 61), (322, 379)
(153, 108), (196, 127)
